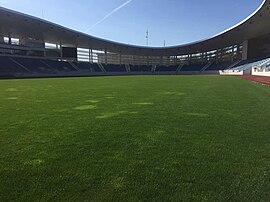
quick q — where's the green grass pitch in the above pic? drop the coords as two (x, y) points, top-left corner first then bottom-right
(0, 75), (270, 201)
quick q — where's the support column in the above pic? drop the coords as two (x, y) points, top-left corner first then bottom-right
(188, 54), (191, 65)
(60, 44), (63, 60)
(105, 50), (108, 65)
(201, 53), (204, 64)
(238, 44), (241, 60)
(231, 46), (235, 62)
(220, 49), (224, 62)
(43, 45), (46, 57)
(88, 48), (91, 62)
(75, 45), (78, 62)
(0, 36), (4, 43)
(8, 33), (11, 44)
(216, 49), (220, 63)
(206, 51), (210, 62)
(242, 40), (248, 60)
(90, 49), (93, 63)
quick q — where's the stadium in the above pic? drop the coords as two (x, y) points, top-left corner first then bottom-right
(0, 0), (270, 77)
(0, 0), (270, 201)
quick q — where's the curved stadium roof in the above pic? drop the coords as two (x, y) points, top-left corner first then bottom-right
(0, 0), (269, 56)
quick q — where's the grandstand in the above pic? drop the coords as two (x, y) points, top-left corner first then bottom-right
(0, 0), (270, 78)
(220, 58), (270, 75)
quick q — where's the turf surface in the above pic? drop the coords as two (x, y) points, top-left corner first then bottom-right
(0, 76), (270, 201)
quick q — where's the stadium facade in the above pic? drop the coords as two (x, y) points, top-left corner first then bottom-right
(0, 0), (270, 78)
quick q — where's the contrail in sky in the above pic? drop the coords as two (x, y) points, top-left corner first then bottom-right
(85, 0), (133, 33)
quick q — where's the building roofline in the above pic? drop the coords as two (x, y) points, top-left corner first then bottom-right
(0, 0), (269, 56)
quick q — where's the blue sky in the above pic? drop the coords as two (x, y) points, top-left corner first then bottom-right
(0, 0), (263, 47)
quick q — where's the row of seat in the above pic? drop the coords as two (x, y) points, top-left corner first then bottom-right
(230, 58), (270, 71)
(0, 55), (234, 75)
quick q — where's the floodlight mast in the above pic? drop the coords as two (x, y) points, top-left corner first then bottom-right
(146, 29), (149, 46)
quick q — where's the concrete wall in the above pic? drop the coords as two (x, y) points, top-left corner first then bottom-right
(219, 70), (243, 76)
(252, 68), (270, 76)
(7, 70), (220, 79)
(244, 68), (252, 75)
(252, 72), (270, 76)
(248, 34), (270, 60)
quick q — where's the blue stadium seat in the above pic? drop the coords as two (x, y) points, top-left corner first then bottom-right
(103, 64), (126, 72)
(180, 64), (205, 71)
(230, 58), (270, 71)
(156, 65), (178, 72)
(206, 61), (232, 71)
(14, 57), (53, 73)
(0, 56), (28, 74)
(43, 60), (76, 71)
(73, 62), (92, 71)
(130, 65), (152, 72)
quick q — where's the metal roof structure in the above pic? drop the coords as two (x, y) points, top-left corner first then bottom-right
(0, 0), (270, 56)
